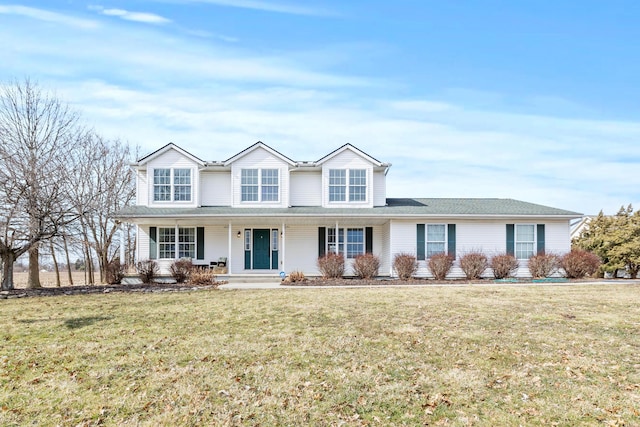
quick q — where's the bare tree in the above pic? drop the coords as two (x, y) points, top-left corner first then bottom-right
(70, 133), (136, 283)
(0, 79), (83, 290)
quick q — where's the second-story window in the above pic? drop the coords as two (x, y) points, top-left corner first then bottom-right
(153, 168), (191, 202)
(153, 169), (171, 201)
(241, 169), (279, 202)
(329, 169), (366, 202)
(173, 169), (191, 201)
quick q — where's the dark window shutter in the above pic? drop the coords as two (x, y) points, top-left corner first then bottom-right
(196, 227), (205, 260)
(318, 227), (326, 257)
(447, 224), (456, 259)
(506, 224), (515, 256)
(537, 224), (545, 255)
(417, 224), (425, 260)
(365, 227), (373, 254)
(149, 227), (157, 259)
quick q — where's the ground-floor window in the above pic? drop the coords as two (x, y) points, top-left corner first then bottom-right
(515, 224), (535, 259)
(326, 227), (365, 259)
(158, 227), (195, 259)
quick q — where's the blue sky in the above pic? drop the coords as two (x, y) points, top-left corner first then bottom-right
(2, 0), (640, 215)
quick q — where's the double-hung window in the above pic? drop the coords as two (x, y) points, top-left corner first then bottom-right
(426, 224), (446, 258)
(515, 225), (535, 259)
(327, 227), (364, 259)
(241, 169), (279, 202)
(153, 169), (171, 201)
(158, 227), (176, 259)
(153, 168), (191, 202)
(157, 227), (195, 259)
(329, 169), (366, 202)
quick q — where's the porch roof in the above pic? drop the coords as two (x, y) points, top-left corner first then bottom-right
(114, 198), (582, 220)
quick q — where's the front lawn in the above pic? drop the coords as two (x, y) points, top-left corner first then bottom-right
(1, 285), (639, 425)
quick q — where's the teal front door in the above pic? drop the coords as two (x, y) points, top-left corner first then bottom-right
(252, 229), (271, 269)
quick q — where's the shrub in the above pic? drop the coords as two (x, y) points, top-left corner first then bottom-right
(136, 259), (159, 284)
(528, 253), (560, 278)
(393, 253), (417, 280)
(561, 250), (601, 279)
(317, 253), (345, 279)
(284, 270), (306, 283)
(170, 258), (193, 283)
(352, 253), (380, 279)
(490, 253), (519, 279)
(428, 253), (455, 280)
(105, 259), (125, 285)
(459, 252), (488, 280)
(188, 268), (218, 286)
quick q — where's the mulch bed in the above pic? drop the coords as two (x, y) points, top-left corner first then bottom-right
(0, 282), (221, 299)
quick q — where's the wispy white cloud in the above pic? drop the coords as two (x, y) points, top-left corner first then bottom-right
(89, 5), (171, 25)
(0, 5), (98, 29)
(152, 0), (335, 16)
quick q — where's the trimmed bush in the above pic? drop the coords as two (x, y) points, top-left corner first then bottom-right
(490, 253), (519, 279)
(170, 258), (193, 283)
(136, 260), (159, 284)
(189, 268), (218, 286)
(352, 253), (380, 279)
(393, 253), (417, 280)
(428, 253), (455, 280)
(105, 259), (125, 285)
(528, 253), (560, 278)
(561, 250), (601, 279)
(317, 253), (345, 279)
(459, 252), (488, 280)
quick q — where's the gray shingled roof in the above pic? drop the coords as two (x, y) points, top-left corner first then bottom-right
(114, 198), (581, 219)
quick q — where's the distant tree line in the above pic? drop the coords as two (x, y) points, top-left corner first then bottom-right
(0, 78), (135, 290)
(573, 205), (640, 278)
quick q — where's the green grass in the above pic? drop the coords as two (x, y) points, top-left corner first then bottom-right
(2, 285), (640, 426)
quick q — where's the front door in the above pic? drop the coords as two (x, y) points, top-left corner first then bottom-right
(252, 229), (271, 269)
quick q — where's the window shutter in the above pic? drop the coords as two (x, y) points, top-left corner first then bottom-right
(537, 224), (545, 255)
(365, 227), (373, 254)
(506, 224), (515, 256)
(196, 227), (205, 260)
(149, 227), (157, 259)
(417, 224), (425, 260)
(318, 227), (326, 257)
(447, 224), (456, 259)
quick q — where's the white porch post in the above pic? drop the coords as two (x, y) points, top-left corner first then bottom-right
(228, 221), (232, 275)
(389, 220), (394, 276)
(281, 222), (285, 274)
(119, 222), (126, 263)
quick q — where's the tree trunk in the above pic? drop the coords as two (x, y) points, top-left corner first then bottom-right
(1, 252), (16, 291)
(84, 243), (94, 285)
(27, 244), (41, 289)
(50, 241), (61, 287)
(62, 235), (74, 286)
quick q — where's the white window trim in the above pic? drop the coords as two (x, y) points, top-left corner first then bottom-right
(152, 168), (193, 203)
(326, 227), (365, 259)
(328, 169), (368, 204)
(240, 168), (280, 203)
(426, 223), (448, 259)
(157, 226), (196, 259)
(515, 224), (536, 260)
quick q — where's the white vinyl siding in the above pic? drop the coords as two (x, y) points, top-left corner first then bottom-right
(200, 172), (231, 206)
(290, 171), (321, 206)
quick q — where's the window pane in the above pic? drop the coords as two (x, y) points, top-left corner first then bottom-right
(153, 169), (171, 201)
(241, 169), (259, 201)
(272, 229), (278, 251)
(346, 228), (364, 259)
(261, 169), (279, 202)
(427, 242), (445, 258)
(158, 227), (175, 259)
(427, 224), (445, 241)
(349, 169), (367, 201)
(178, 227), (195, 258)
(515, 225), (535, 259)
(329, 169), (346, 202)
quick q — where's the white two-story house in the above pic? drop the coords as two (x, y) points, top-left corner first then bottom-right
(115, 142), (582, 278)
